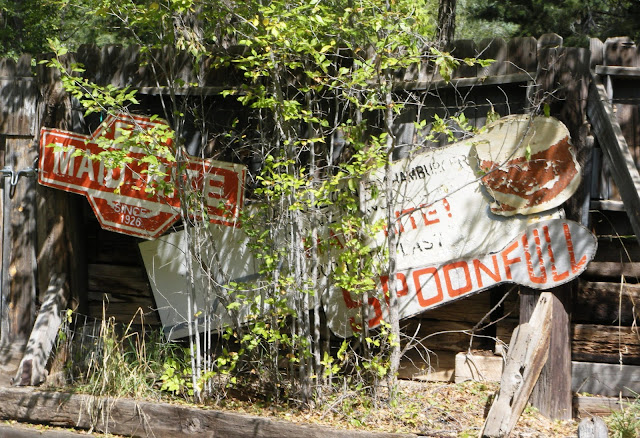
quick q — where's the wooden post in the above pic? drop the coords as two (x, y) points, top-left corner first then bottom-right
(0, 55), (38, 345)
(482, 292), (553, 437)
(520, 286), (573, 420)
(589, 72), (640, 244)
(13, 52), (87, 385)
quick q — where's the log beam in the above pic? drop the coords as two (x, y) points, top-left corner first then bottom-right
(482, 292), (553, 437)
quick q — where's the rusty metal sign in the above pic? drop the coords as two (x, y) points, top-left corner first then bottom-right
(474, 115), (581, 215)
(39, 113), (246, 239)
(359, 115), (580, 270)
(139, 115), (595, 339)
(323, 115), (586, 336)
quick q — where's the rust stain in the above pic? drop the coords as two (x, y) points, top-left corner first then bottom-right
(479, 136), (579, 214)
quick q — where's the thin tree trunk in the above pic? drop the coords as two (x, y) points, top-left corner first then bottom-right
(437, 0), (457, 47)
(384, 77), (401, 395)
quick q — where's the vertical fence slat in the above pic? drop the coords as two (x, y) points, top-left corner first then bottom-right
(0, 55), (38, 344)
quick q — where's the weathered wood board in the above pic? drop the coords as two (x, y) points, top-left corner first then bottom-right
(575, 394), (637, 418)
(589, 72), (640, 245)
(398, 348), (456, 382)
(482, 292), (553, 437)
(0, 55), (38, 343)
(0, 387), (415, 438)
(572, 324), (640, 365)
(574, 280), (640, 325)
(573, 361), (640, 397)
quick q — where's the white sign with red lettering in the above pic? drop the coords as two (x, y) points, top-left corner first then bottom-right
(138, 115), (596, 339)
(330, 219), (596, 336)
(360, 115), (581, 270)
(326, 115), (588, 336)
(39, 114), (246, 239)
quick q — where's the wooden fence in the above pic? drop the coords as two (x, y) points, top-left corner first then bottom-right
(0, 34), (637, 419)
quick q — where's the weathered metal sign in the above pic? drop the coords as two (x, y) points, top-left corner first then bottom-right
(39, 114), (246, 239)
(330, 219), (596, 336)
(359, 115), (581, 270)
(139, 213), (259, 340)
(139, 115), (596, 339)
(322, 114), (586, 336)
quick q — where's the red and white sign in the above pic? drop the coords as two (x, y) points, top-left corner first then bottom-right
(39, 114), (246, 239)
(137, 115), (596, 339)
(333, 219), (597, 336)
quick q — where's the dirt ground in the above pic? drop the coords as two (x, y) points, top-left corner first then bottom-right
(210, 379), (579, 437)
(0, 343), (581, 437)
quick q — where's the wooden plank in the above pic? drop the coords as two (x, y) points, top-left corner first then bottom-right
(590, 38), (604, 69)
(88, 302), (159, 326)
(398, 349), (455, 382)
(88, 263), (148, 279)
(572, 361), (640, 397)
(495, 318), (518, 355)
(482, 292), (553, 437)
(14, 53), (89, 385)
(590, 209), (636, 239)
(477, 38), (508, 77)
(398, 72), (535, 91)
(401, 319), (492, 353)
(617, 102), (640, 171)
(449, 39), (476, 79)
(574, 395), (635, 418)
(574, 280), (640, 325)
(419, 292), (492, 323)
(584, 261), (640, 280)
(507, 37), (537, 74)
(592, 236), (640, 263)
(0, 387), (415, 438)
(572, 324), (640, 365)
(603, 37), (638, 67)
(88, 264), (151, 296)
(0, 55), (38, 343)
(578, 417), (609, 438)
(134, 86), (243, 96)
(454, 351), (503, 383)
(589, 72), (640, 244)
(86, 223), (143, 265)
(590, 199), (625, 211)
(520, 285), (573, 420)
(595, 65), (640, 77)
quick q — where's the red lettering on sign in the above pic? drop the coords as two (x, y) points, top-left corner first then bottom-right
(413, 267), (443, 307)
(473, 255), (501, 287)
(342, 288), (361, 309)
(422, 208), (440, 226)
(543, 225), (569, 282)
(522, 229), (547, 284)
(501, 240), (521, 280)
(39, 114), (246, 238)
(367, 296), (384, 327)
(442, 198), (452, 217)
(380, 273), (409, 303)
(564, 222), (587, 274)
(443, 261), (472, 297)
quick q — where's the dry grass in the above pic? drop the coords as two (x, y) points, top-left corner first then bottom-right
(210, 379), (579, 437)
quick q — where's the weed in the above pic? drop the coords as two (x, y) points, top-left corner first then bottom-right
(58, 307), (188, 400)
(607, 394), (640, 438)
